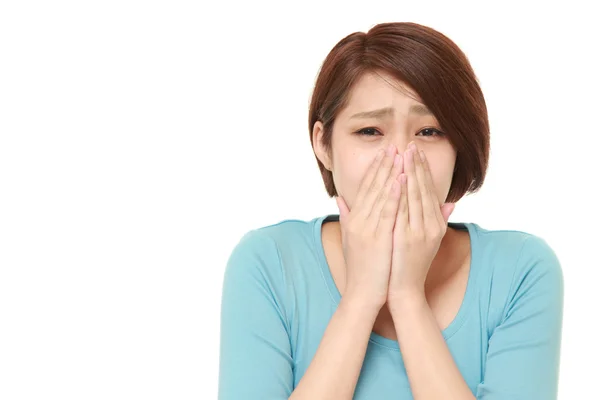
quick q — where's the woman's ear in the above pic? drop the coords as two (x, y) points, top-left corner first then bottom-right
(312, 121), (332, 171)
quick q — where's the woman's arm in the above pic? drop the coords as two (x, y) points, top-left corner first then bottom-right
(388, 293), (476, 400)
(289, 294), (380, 400)
(387, 235), (564, 400)
(474, 236), (564, 399)
(218, 231), (294, 399)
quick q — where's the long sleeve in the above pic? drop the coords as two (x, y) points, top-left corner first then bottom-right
(218, 230), (294, 400)
(476, 235), (565, 399)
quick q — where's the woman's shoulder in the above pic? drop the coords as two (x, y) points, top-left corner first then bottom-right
(470, 222), (560, 263)
(467, 222), (563, 292)
(225, 215), (325, 275)
(233, 215), (322, 251)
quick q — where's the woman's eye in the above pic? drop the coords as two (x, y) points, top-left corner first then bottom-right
(356, 127), (445, 137)
(417, 128), (445, 137)
(356, 127), (381, 136)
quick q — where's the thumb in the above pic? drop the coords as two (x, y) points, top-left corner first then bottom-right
(441, 203), (456, 224)
(335, 195), (350, 224)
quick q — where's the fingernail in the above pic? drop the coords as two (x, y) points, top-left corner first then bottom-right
(394, 154), (401, 166)
(419, 150), (425, 162)
(409, 142), (417, 151)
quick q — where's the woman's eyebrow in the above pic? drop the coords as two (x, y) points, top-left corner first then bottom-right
(349, 105), (433, 120)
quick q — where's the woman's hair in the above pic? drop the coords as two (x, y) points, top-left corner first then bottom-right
(308, 22), (490, 203)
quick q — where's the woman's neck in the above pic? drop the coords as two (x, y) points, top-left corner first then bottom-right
(326, 218), (467, 284)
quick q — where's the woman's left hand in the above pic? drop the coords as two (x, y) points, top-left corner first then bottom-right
(388, 141), (456, 300)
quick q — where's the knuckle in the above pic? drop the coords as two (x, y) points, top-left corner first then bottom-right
(413, 229), (426, 242)
(371, 237), (387, 248)
(370, 177), (385, 195)
(379, 209), (392, 222)
(378, 187), (390, 203)
(368, 182), (380, 196)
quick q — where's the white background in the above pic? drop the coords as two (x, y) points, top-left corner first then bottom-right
(1, 1), (598, 399)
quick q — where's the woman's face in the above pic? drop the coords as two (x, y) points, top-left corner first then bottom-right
(313, 71), (456, 211)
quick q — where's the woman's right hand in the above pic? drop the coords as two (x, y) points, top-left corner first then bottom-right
(335, 143), (404, 311)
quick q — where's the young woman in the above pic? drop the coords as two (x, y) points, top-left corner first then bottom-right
(218, 22), (564, 400)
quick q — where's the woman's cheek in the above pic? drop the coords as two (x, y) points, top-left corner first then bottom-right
(351, 152), (376, 200)
(334, 152), (367, 209)
(433, 174), (452, 206)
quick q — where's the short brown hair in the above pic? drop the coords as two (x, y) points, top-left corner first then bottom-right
(308, 22), (490, 203)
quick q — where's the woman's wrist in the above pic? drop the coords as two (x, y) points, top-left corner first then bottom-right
(339, 291), (384, 319)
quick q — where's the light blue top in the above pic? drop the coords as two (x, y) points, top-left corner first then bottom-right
(218, 214), (564, 399)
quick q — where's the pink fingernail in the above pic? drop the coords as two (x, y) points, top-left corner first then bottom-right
(394, 154), (400, 166)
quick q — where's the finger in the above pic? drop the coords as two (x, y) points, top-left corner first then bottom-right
(396, 172), (409, 235)
(335, 195), (350, 225)
(362, 144), (397, 219)
(404, 144), (423, 232)
(352, 148), (386, 213)
(441, 202), (456, 224)
(370, 153), (404, 235)
(412, 145), (439, 229)
(418, 149), (445, 227)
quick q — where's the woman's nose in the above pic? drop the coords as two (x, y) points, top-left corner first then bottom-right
(390, 140), (411, 154)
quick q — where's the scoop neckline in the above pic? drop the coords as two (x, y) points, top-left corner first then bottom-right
(312, 213), (481, 350)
